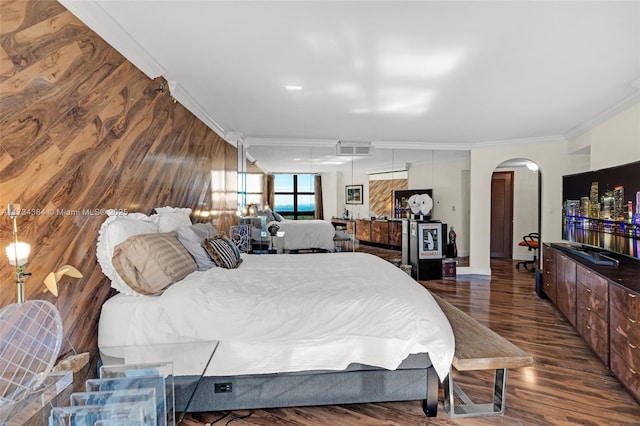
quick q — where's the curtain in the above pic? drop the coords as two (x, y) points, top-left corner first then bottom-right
(264, 174), (275, 209)
(314, 174), (324, 220)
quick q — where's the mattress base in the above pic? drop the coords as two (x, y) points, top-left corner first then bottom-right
(175, 353), (434, 413)
(178, 367), (433, 414)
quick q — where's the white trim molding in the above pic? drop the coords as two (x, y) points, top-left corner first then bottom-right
(60, 0), (166, 79)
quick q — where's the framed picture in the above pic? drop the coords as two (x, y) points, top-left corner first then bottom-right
(345, 185), (363, 204)
(418, 222), (443, 259)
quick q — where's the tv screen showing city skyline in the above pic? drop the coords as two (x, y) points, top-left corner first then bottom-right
(563, 160), (640, 221)
(562, 160), (640, 260)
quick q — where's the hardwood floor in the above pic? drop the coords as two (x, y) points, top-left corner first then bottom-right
(182, 247), (640, 425)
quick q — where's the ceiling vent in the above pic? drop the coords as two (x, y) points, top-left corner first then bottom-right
(336, 141), (373, 156)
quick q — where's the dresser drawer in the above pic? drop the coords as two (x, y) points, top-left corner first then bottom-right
(610, 306), (640, 344)
(610, 326), (640, 368)
(576, 265), (609, 296)
(610, 284), (640, 320)
(578, 314), (609, 365)
(610, 351), (640, 401)
(577, 283), (608, 320)
(577, 302), (608, 339)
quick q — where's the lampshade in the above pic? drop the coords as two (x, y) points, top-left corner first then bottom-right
(44, 265), (83, 297)
(6, 242), (30, 266)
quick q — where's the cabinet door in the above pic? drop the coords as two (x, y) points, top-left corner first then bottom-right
(388, 221), (402, 247)
(542, 245), (557, 303)
(555, 254), (577, 327)
(355, 220), (370, 242)
(609, 283), (640, 400)
(371, 221), (389, 245)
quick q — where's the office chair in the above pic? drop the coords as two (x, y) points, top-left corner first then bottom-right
(515, 232), (540, 272)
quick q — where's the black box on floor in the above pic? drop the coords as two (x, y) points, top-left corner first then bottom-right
(535, 269), (547, 299)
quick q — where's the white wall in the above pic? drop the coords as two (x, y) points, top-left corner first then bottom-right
(328, 170), (370, 220)
(321, 172), (338, 219)
(469, 101), (639, 276)
(408, 157), (471, 257)
(510, 166), (540, 260)
(569, 102), (640, 170)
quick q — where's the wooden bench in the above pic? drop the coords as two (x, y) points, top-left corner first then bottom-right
(432, 294), (534, 418)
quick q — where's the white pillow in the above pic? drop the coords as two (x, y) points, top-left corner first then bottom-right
(153, 207), (193, 232)
(175, 223), (219, 271)
(96, 210), (158, 296)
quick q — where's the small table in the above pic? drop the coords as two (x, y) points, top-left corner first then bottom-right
(100, 341), (218, 425)
(1, 371), (72, 425)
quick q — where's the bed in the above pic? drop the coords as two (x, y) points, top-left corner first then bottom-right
(96, 208), (455, 416)
(248, 215), (337, 252)
(266, 218), (336, 252)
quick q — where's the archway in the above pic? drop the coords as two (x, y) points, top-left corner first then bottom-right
(492, 158), (541, 267)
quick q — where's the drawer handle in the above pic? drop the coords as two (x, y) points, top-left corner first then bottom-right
(631, 368), (638, 375)
(629, 318), (639, 324)
(586, 307), (592, 311)
(586, 288), (592, 293)
(586, 325), (591, 330)
(629, 343), (638, 350)
(630, 294), (638, 299)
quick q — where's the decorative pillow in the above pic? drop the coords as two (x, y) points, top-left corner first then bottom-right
(260, 208), (276, 222)
(152, 206), (193, 232)
(203, 236), (243, 269)
(176, 223), (219, 271)
(272, 211), (284, 222)
(96, 211), (159, 296)
(112, 232), (197, 296)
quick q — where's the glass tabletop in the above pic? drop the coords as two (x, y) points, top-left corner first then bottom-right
(99, 341), (218, 425)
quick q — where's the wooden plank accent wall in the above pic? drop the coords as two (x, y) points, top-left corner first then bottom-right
(369, 178), (407, 218)
(0, 1), (238, 358)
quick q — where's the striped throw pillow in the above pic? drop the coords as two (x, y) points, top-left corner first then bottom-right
(204, 236), (243, 269)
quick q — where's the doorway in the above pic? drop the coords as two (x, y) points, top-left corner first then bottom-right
(490, 171), (514, 258)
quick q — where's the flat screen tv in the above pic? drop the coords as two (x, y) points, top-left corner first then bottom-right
(562, 160), (640, 260)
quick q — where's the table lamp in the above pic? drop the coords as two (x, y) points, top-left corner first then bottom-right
(5, 203), (30, 304)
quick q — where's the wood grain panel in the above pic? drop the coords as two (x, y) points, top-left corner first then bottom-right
(354, 219), (370, 241)
(388, 221), (402, 246)
(368, 178), (407, 218)
(370, 220), (388, 245)
(0, 0), (238, 359)
(556, 253), (577, 327)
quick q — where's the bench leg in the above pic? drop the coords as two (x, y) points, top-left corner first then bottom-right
(444, 368), (508, 417)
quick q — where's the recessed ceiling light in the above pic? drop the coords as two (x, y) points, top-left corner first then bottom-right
(285, 85), (303, 91)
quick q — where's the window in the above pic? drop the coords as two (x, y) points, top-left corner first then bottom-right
(238, 173), (264, 210)
(245, 173), (263, 206)
(274, 174), (315, 220)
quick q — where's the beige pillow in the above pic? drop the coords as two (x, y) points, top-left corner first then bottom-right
(112, 232), (197, 295)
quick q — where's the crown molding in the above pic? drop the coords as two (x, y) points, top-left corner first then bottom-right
(224, 132), (245, 147)
(245, 138), (339, 147)
(564, 90), (640, 141)
(474, 135), (566, 149)
(169, 82), (227, 139)
(372, 140), (473, 150)
(60, 0), (166, 79)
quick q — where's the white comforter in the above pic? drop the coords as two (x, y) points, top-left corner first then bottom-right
(261, 219), (336, 251)
(98, 252), (454, 381)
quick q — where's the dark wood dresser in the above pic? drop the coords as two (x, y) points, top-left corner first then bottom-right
(542, 242), (640, 402)
(353, 219), (402, 248)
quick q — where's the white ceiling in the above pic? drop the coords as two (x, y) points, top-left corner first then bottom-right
(61, 0), (640, 174)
